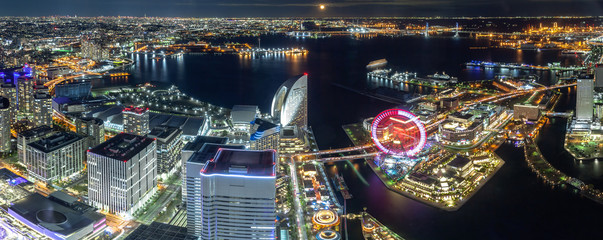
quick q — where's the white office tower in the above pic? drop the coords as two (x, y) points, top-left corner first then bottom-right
(187, 148), (276, 239)
(87, 133), (157, 218)
(576, 78), (594, 121)
(0, 97), (10, 152)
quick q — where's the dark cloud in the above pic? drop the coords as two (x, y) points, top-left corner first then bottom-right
(0, 0), (601, 17)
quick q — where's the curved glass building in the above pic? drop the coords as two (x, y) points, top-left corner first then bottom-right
(271, 74), (308, 129)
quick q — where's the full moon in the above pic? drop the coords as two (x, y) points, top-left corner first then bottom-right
(319, 4), (326, 10)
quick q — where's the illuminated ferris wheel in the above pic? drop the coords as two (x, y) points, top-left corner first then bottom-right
(370, 109), (427, 157)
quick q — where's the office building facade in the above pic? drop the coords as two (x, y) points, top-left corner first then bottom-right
(87, 133), (157, 217)
(187, 148), (276, 239)
(577, 78), (594, 121)
(25, 131), (86, 183)
(181, 136), (228, 201)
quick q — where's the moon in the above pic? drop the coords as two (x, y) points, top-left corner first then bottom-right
(319, 4), (326, 10)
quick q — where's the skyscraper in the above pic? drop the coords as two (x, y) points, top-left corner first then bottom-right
(1, 83), (17, 124)
(187, 148), (276, 239)
(271, 74), (308, 130)
(147, 126), (183, 179)
(25, 131), (86, 183)
(17, 77), (33, 113)
(87, 133), (156, 217)
(181, 136), (228, 201)
(123, 106), (150, 136)
(0, 97), (10, 152)
(577, 78), (594, 121)
(33, 93), (52, 127)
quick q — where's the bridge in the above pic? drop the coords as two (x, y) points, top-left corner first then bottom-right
(545, 112), (573, 118)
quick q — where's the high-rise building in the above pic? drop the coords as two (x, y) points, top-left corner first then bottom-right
(271, 74), (308, 130)
(17, 77), (34, 113)
(147, 126), (183, 179)
(25, 131), (86, 183)
(250, 118), (280, 151)
(185, 143), (245, 237)
(123, 106), (150, 136)
(187, 148), (276, 239)
(17, 125), (55, 165)
(87, 133), (157, 217)
(33, 93), (52, 127)
(75, 117), (105, 148)
(577, 78), (594, 121)
(1, 82), (17, 123)
(0, 97), (10, 152)
(180, 136), (228, 201)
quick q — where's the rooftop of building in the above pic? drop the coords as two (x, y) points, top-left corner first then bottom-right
(189, 143), (245, 165)
(88, 133), (155, 161)
(447, 155), (472, 169)
(8, 192), (104, 237)
(148, 126), (181, 142)
(78, 116), (104, 125)
(124, 222), (194, 240)
(28, 131), (84, 153)
(440, 119), (481, 131)
(19, 125), (55, 139)
(183, 136), (228, 152)
(231, 105), (259, 124)
(202, 148), (276, 177)
(123, 106), (149, 115)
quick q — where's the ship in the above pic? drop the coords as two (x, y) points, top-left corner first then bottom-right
(332, 174), (353, 200)
(561, 49), (587, 56)
(427, 72), (458, 82)
(366, 59), (388, 70)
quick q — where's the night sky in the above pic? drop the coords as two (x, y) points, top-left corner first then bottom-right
(2, 0), (602, 17)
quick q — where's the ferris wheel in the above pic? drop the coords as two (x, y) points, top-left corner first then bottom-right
(370, 109), (427, 157)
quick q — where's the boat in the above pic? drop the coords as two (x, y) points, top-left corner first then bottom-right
(366, 59), (388, 70)
(333, 174), (353, 200)
(426, 72), (458, 84)
(561, 49), (587, 56)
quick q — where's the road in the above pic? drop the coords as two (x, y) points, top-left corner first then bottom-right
(288, 160), (309, 240)
(137, 184), (181, 225)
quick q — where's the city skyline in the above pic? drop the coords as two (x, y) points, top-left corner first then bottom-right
(0, 0), (601, 17)
(0, 12), (602, 240)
